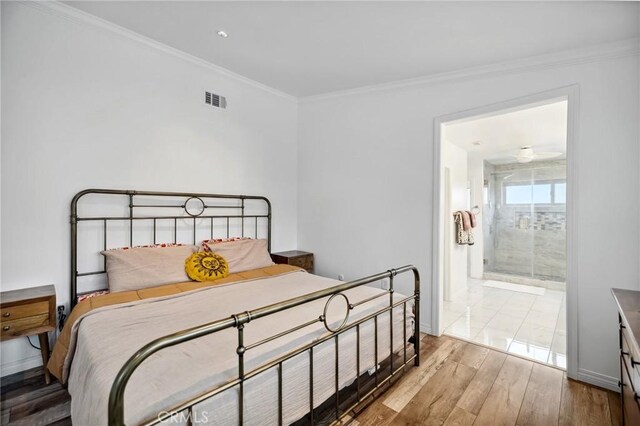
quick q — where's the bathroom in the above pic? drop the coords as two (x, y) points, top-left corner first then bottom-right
(440, 99), (567, 368)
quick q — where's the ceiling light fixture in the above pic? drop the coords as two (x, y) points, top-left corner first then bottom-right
(515, 145), (562, 163)
(217, 30), (228, 38)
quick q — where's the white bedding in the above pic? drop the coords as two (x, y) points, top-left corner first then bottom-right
(67, 270), (414, 425)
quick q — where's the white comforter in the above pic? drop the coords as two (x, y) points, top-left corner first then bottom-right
(67, 270), (414, 425)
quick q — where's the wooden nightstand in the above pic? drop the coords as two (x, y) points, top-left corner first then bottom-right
(0, 285), (56, 384)
(271, 250), (314, 273)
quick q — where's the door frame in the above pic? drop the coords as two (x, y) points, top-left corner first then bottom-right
(443, 167), (452, 301)
(431, 85), (580, 379)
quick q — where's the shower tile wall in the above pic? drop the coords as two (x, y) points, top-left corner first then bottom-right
(484, 160), (566, 282)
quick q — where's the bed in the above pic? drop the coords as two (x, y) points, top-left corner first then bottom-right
(49, 189), (421, 425)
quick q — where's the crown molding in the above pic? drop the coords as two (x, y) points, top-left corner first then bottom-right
(15, 1), (640, 105)
(300, 37), (640, 104)
(19, 0), (298, 103)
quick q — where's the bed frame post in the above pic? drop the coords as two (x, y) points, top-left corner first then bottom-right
(69, 190), (90, 311)
(70, 209), (77, 310)
(413, 267), (421, 366)
(264, 197), (272, 253)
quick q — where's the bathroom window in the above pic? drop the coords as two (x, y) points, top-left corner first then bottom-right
(504, 180), (566, 205)
(554, 183), (566, 203)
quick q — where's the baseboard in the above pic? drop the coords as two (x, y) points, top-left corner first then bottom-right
(1, 354), (43, 377)
(419, 322), (433, 335)
(577, 368), (619, 392)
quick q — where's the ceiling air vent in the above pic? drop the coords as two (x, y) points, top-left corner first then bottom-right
(205, 91), (227, 109)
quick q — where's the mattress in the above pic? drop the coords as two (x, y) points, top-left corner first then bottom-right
(61, 268), (414, 425)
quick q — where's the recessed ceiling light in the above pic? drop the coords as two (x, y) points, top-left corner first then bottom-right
(217, 30), (228, 38)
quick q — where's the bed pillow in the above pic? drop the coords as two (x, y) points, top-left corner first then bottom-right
(203, 239), (274, 273)
(185, 252), (229, 282)
(102, 244), (198, 292)
(200, 237), (251, 251)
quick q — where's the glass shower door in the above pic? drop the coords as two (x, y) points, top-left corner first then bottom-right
(484, 161), (567, 283)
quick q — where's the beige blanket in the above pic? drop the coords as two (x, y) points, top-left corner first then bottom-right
(65, 270), (414, 425)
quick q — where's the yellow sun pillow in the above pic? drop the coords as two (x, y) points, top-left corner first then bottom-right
(185, 252), (229, 282)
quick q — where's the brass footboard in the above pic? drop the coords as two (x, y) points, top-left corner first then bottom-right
(107, 265), (421, 426)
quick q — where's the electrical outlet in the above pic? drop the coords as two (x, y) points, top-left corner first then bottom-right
(57, 305), (67, 331)
(380, 278), (390, 290)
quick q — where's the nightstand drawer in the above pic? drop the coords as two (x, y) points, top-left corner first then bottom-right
(1, 314), (50, 339)
(622, 322), (640, 388)
(271, 251), (314, 273)
(0, 284), (56, 383)
(622, 356), (640, 425)
(290, 256), (313, 270)
(0, 301), (49, 321)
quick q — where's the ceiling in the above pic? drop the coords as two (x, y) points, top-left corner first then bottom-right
(444, 100), (568, 164)
(64, 1), (639, 97)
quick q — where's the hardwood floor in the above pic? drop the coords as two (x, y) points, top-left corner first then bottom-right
(0, 367), (70, 425)
(0, 335), (621, 425)
(353, 335), (621, 426)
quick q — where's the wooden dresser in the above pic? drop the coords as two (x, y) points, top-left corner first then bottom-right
(0, 285), (56, 384)
(271, 250), (314, 273)
(612, 288), (640, 425)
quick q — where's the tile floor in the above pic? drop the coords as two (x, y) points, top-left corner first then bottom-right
(442, 277), (566, 368)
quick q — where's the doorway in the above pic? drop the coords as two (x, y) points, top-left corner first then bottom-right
(432, 87), (578, 375)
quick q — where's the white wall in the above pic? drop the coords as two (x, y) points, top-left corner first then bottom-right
(442, 139), (468, 299)
(298, 53), (640, 386)
(0, 2), (3, 291)
(1, 0), (638, 390)
(0, 2), (298, 375)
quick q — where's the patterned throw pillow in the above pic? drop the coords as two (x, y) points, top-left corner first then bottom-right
(77, 290), (110, 302)
(111, 243), (187, 251)
(185, 252), (229, 282)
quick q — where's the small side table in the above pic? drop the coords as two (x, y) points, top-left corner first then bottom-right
(0, 285), (56, 384)
(272, 250), (314, 273)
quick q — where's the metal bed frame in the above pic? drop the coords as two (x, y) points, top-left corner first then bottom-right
(70, 188), (271, 308)
(69, 189), (420, 426)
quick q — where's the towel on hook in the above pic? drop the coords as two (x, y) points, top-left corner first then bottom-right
(454, 211), (474, 245)
(468, 211), (477, 228)
(461, 211), (471, 231)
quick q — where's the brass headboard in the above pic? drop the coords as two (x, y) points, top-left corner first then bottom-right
(70, 189), (271, 308)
